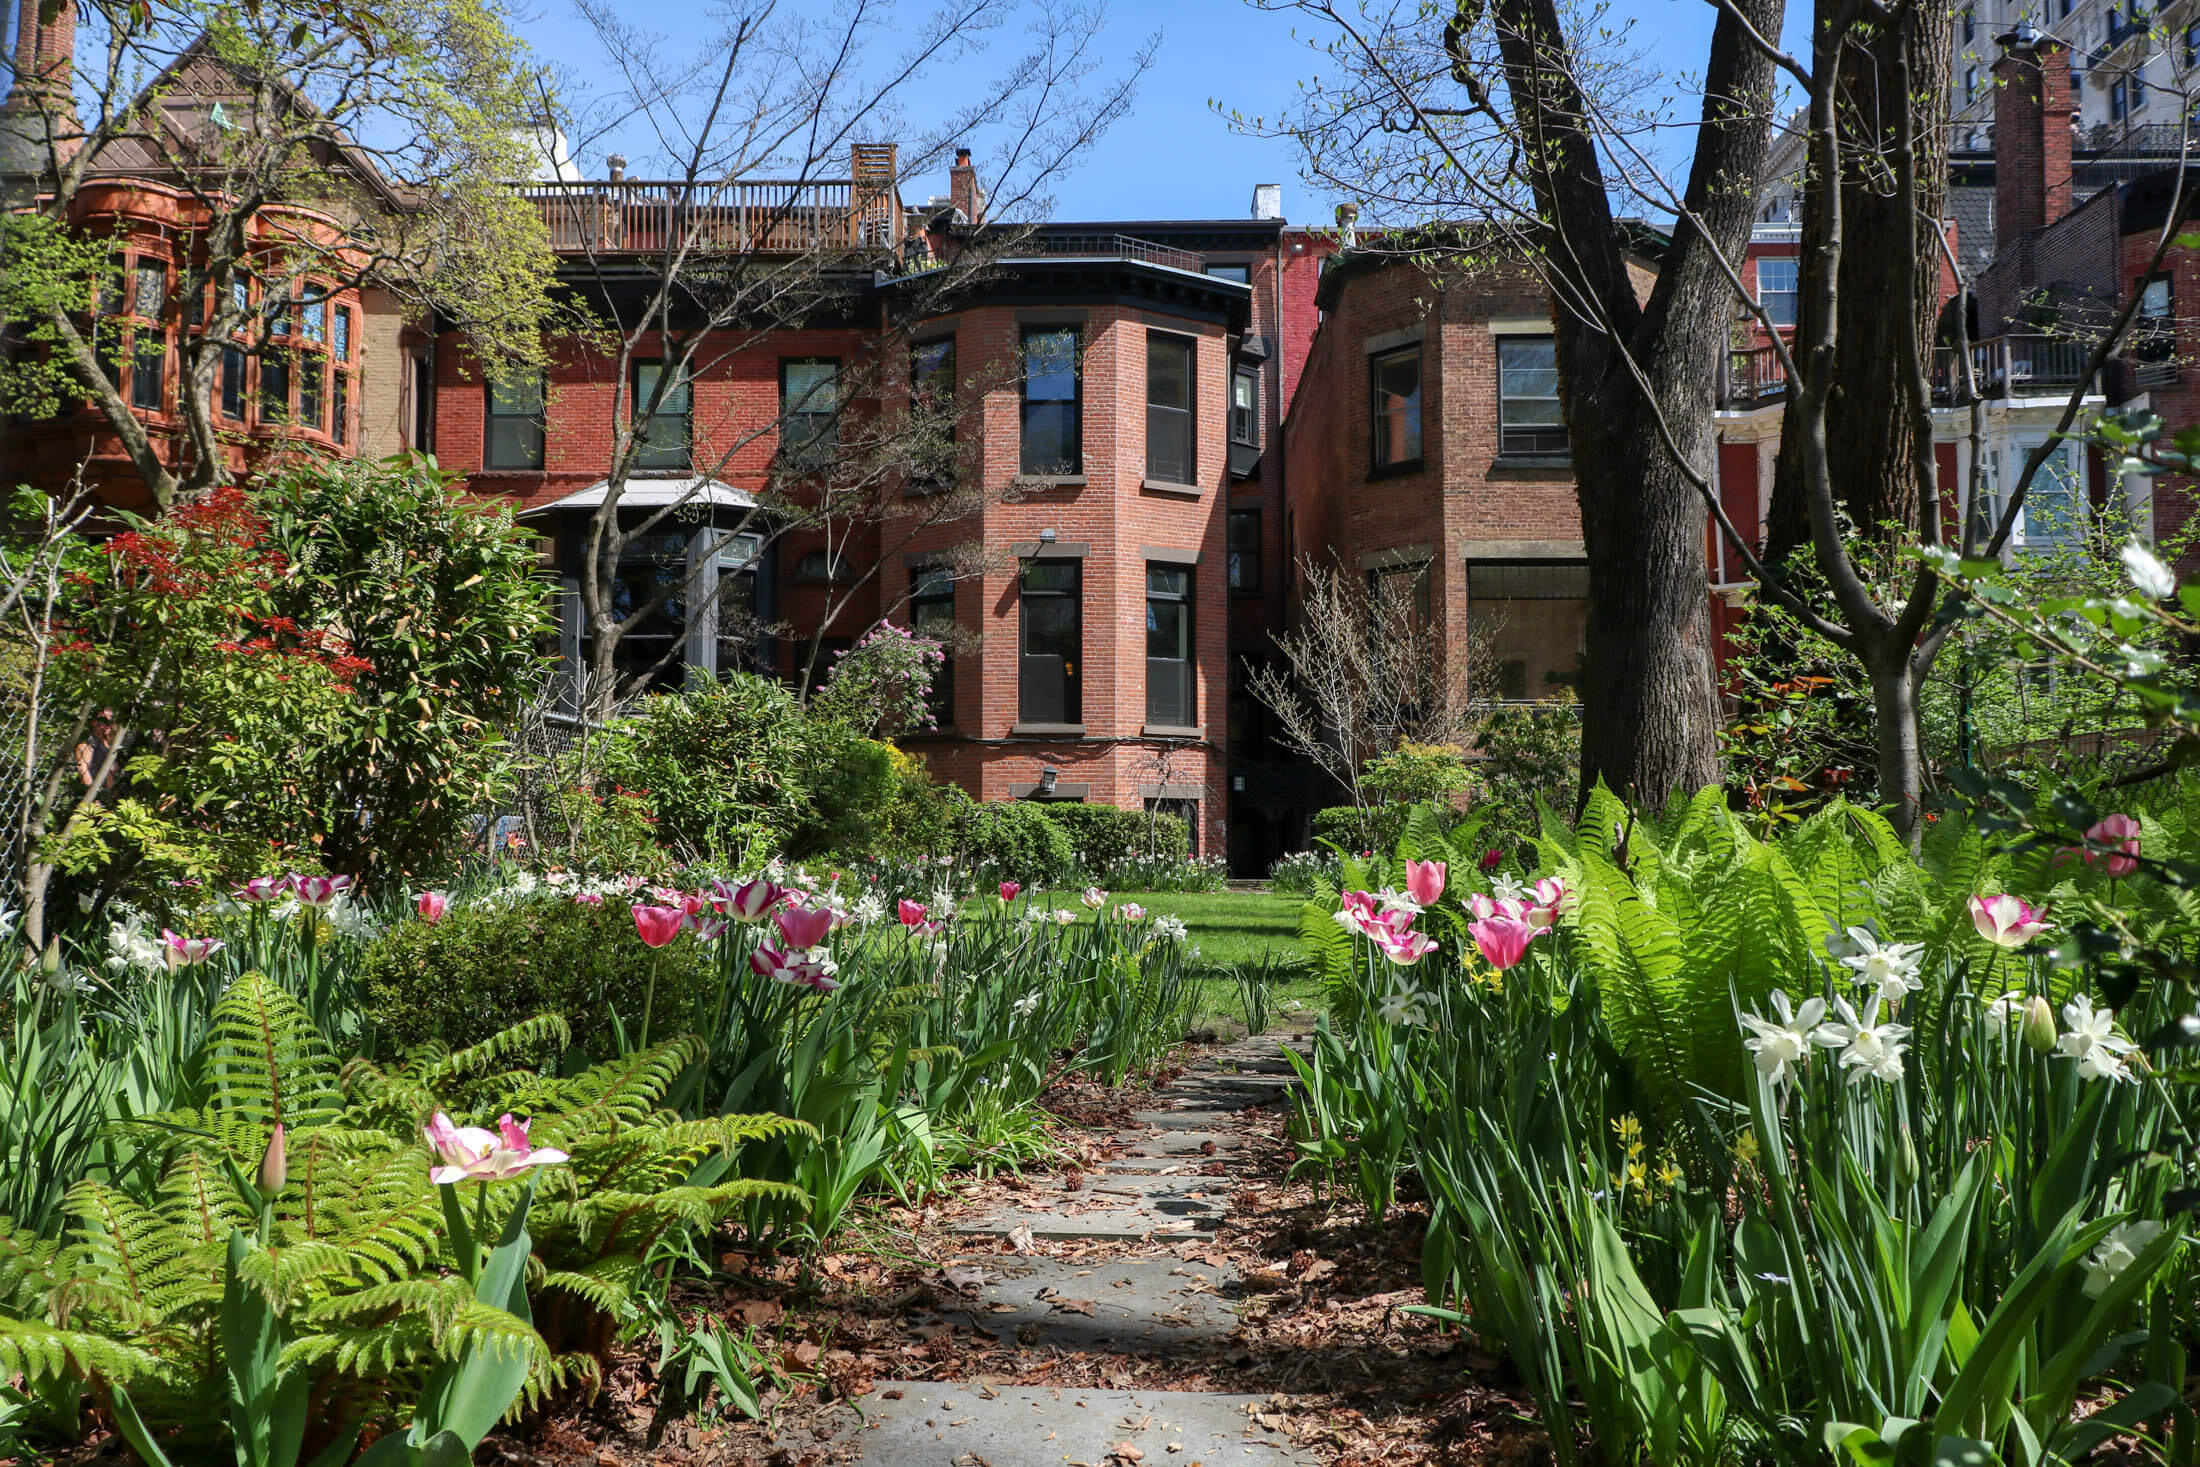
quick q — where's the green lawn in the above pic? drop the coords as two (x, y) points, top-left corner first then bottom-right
(1027, 886), (1308, 968)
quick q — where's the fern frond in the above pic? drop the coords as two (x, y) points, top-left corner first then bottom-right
(0, 1314), (164, 1385)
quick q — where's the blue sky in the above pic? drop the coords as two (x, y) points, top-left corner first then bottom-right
(524, 0), (1740, 228)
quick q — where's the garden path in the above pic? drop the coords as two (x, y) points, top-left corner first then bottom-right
(795, 1035), (1321, 1465)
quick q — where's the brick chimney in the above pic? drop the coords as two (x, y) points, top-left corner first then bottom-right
(5, 0), (72, 106)
(949, 146), (985, 225)
(1992, 24), (2073, 252)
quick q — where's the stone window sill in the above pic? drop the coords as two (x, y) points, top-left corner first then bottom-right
(1492, 454), (1573, 471)
(1010, 722), (1086, 736)
(1141, 724), (1204, 739)
(1141, 479), (1203, 498)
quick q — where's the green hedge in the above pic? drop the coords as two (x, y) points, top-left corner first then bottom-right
(1036, 802), (1189, 871)
(359, 896), (716, 1061)
(956, 800), (1076, 887)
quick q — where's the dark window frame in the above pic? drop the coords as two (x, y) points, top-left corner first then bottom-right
(1230, 363), (1259, 447)
(1203, 261), (1251, 284)
(1497, 335), (1568, 458)
(1145, 562), (1195, 727)
(910, 564), (956, 728)
(1018, 557), (1083, 725)
(1019, 325), (1082, 476)
(909, 335), (957, 491)
(1368, 343), (1423, 471)
(1227, 508), (1262, 595)
(632, 359), (692, 473)
(1145, 329), (1197, 485)
(779, 356), (841, 474)
(484, 372), (548, 470)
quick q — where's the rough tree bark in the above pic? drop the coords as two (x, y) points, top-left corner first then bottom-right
(1483, 0), (1781, 807)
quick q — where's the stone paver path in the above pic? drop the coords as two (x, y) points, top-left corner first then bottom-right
(819, 1034), (1318, 1465)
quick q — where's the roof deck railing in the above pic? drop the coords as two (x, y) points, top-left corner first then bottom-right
(516, 177), (901, 255)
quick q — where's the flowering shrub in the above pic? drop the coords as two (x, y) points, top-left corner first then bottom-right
(807, 620), (946, 736)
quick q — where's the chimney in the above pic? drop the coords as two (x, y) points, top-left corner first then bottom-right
(5, 0), (72, 106)
(1991, 25), (2072, 251)
(1336, 200), (1359, 250)
(1251, 183), (1282, 221)
(851, 142), (899, 245)
(949, 146), (985, 225)
(606, 153), (626, 183)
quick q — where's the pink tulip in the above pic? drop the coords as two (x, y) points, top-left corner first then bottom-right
(897, 899), (928, 927)
(1478, 848), (1503, 872)
(1339, 890), (1379, 920)
(416, 891), (448, 924)
(1405, 859), (1447, 908)
(422, 1110), (569, 1185)
(774, 905), (836, 951)
(631, 903), (685, 948)
(1970, 894), (2053, 949)
(715, 878), (783, 921)
(161, 929), (224, 967)
(1467, 893), (1531, 921)
(684, 913), (728, 941)
(999, 881), (1022, 903)
(2085, 814), (2142, 878)
(291, 875), (351, 909)
(1377, 929), (1438, 966)
(1468, 915), (1543, 971)
(573, 892), (604, 907)
(259, 1123), (287, 1195)
(234, 874), (293, 903)
(750, 940), (842, 993)
(1530, 877), (1571, 912)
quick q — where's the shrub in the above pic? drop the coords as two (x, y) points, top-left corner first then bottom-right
(596, 676), (812, 861)
(1312, 803), (1398, 855)
(1037, 802), (1188, 872)
(955, 800), (1075, 888)
(877, 747), (972, 858)
(1360, 741), (1471, 807)
(358, 895), (716, 1061)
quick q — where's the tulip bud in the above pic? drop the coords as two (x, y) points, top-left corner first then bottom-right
(39, 938), (60, 975)
(2022, 995), (2059, 1054)
(259, 1123), (287, 1196)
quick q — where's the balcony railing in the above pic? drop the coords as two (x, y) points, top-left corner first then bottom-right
(517, 178), (902, 255)
(1000, 232), (1207, 273)
(1723, 335), (2097, 408)
(1720, 344), (1789, 408)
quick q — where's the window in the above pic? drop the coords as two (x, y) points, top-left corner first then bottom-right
(1965, 65), (1979, 103)
(1145, 564), (1194, 727)
(1018, 558), (1082, 724)
(1146, 796), (1200, 855)
(1204, 262), (1250, 283)
(909, 336), (957, 490)
(910, 565), (956, 727)
(221, 345), (247, 419)
(2137, 273), (2174, 361)
(1369, 344), (1422, 468)
(1020, 327), (1081, 475)
(714, 535), (762, 674)
(1756, 256), (1799, 327)
(1497, 336), (1567, 456)
(1146, 332), (1196, 484)
(2186, 18), (2199, 65)
(130, 331), (163, 411)
(2112, 79), (2129, 122)
(1368, 560), (1433, 624)
(297, 354), (322, 429)
(332, 306), (351, 362)
(780, 358), (839, 472)
(1465, 560), (1590, 701)
(1228, 508), (1262, 593)
(260, 348), (290, 422)
(484, 374), (545, 469)
(332, 369), (348, 446)
(301, 299), (325, 344)
(132, 262), (164, 318)
(792, 549), (850, 584)
(2021, 441), (2084, 548)
(1961, 6), (1974, 43)
(633, 361), (690, 472)
(1231, 364), (1259, 447)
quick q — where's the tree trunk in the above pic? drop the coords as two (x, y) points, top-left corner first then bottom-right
(1765, 1), (1950, 564)
(1572, 388), (1724, 806)
(1869, 650), (1923, 838)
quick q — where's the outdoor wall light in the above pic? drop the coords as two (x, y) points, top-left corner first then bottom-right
(1039, 527), (1058, 543)
(1038, 767), (1059, 796)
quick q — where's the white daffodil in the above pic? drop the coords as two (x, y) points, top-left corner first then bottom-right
(1839, 927), (1925, 1005)
(1372, 887), (1423, 916)
(1152, 915), (1189, 942)
(2121, 541), (2178, 600)
(1740, 990), (1827, 1087)
(1812, 995), (1912, 1082)
(1376, 989), (1430, 1027)
(2083, 1219), (2166, 1297)
(105, 919), (164, 975)
(1824, 919), (1877, 963)
(2057, 995), (2138, 1083)
(1012, 991), (1041, 1017)
(1982, 990), (2028, 1038)
(1489, 873), (1528, 903)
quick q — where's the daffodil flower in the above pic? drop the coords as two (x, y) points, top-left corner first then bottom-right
(1740, 990), (1825, 1087)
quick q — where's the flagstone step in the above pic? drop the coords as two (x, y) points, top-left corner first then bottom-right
(937, 1255), (1240, 1351)
(827, 1384), (1312, 1465)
